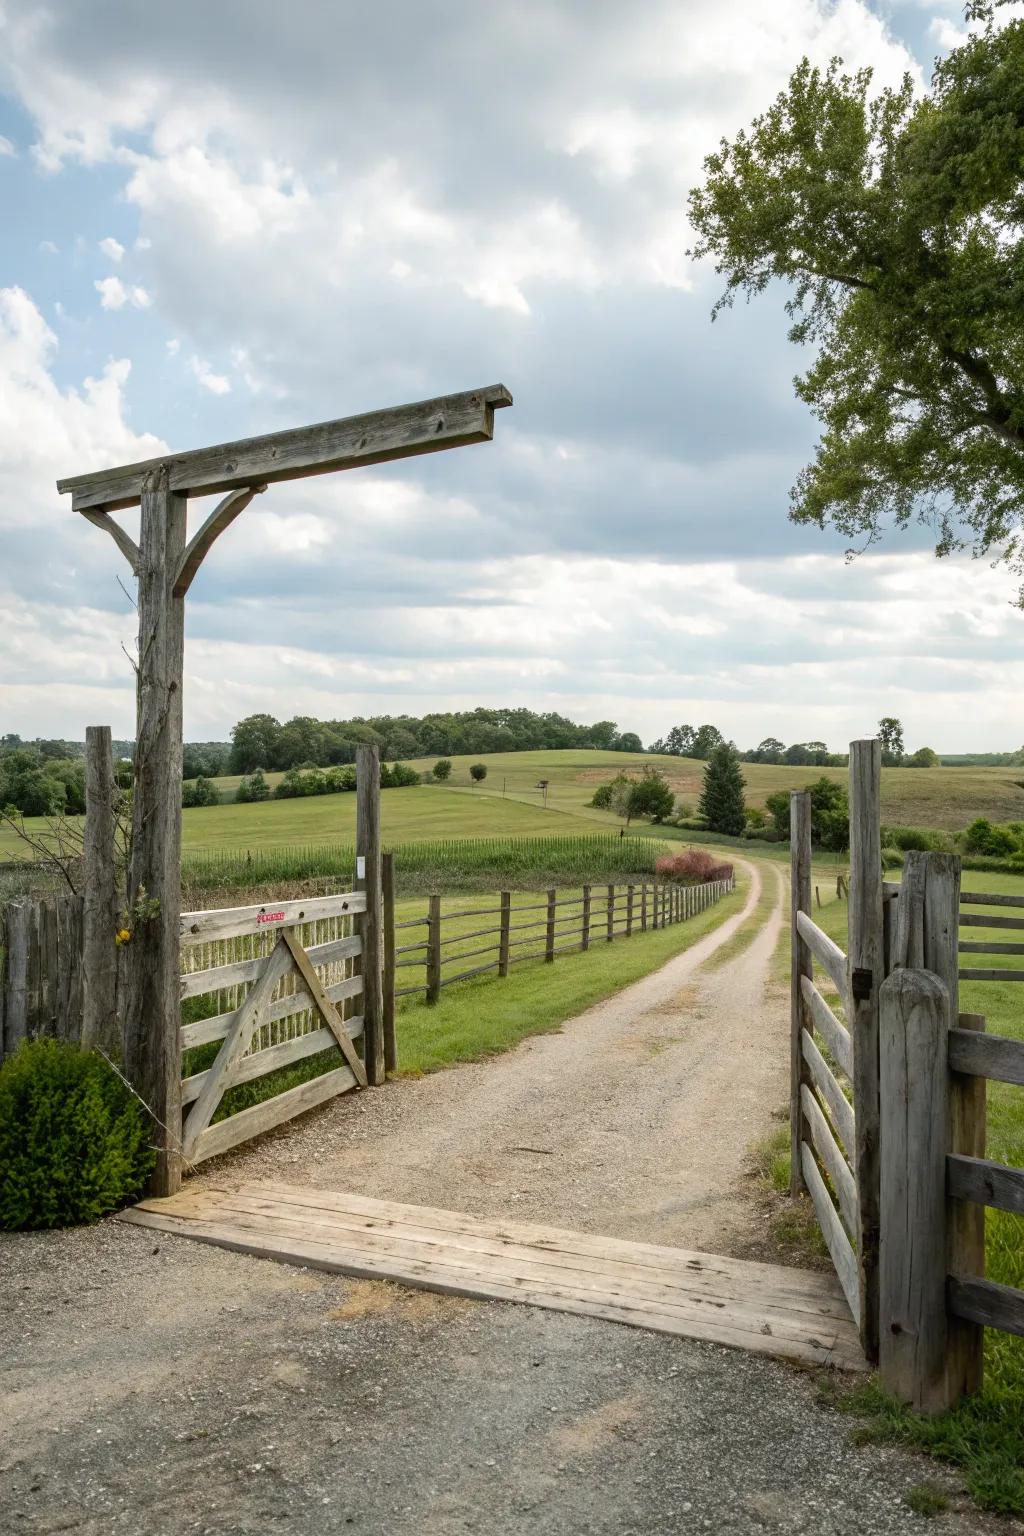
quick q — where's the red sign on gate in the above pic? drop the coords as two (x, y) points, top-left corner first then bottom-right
(257, 911), (286, 925)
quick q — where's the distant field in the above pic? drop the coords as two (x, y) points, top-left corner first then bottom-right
(6, 747), (1021, 864)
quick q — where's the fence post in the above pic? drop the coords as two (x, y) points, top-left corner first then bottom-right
(82, 725), (120, 1056)
(356, 744), (385, 1086)
(640, 882), (648, 931)
(948, 1010), (987, 1398)
(381, 851), (397, 1074)
(426, 894), (441, 1004)
(879, 968), (954, 1414)
(652, 878), (659, 930)
(545, 889), (556, 962)
(849, 737), (884, 1363)
(582, 884), (592, 951)
(790, 791), (813, 1197)
(626, 883), (635, 937)
(606, 883), (615, 942)
(498, 891), (511, 977)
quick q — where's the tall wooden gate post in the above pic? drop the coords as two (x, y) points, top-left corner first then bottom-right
(879, 968), (954, 1414)
(356, 745), (385, 1085)
(381, 850), (397, 1075)
(789, 791), (813, 1196)
(122, 471), (186, 1197)
(848, 738), (883, 1363)
(82, 725), (120, 1057)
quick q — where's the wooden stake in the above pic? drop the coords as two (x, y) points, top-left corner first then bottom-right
(790, 792), (812, 1198)
(122, 470), (185, 1197)
(426, 895), (441, 1005)
(355, 745), (384, 1086)
(947, 1009), (986, 1398)
(582, 885), (592, 950)
(545, 889), (556, 962)
(82, 725), (120, 1057)
(498, 891), (511, 977)
(606, 884), (615, 943)
(849, 737), (883, 1363)
(381, 851), (397, 1074)
(879, 968), (952, 1413)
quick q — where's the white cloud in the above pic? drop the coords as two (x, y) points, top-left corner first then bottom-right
(39, 239), (58, 254)
(99, 235), (124, 262)
(0, 135), (15, 157)
(94, 276), (151, 310)
(189, 355), (231, 395)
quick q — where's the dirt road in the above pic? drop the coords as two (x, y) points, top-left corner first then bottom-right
(209, 858), (789, 1256)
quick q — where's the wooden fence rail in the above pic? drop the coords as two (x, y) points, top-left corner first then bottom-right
(391, 877), (734, 1005)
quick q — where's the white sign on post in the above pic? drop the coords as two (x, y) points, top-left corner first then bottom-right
(356, 855), (366, 880)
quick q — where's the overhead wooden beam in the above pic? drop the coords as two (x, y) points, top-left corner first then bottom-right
(57, 384), (513, 513)
(172, 485), (264, 597)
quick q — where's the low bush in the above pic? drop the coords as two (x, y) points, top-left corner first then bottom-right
(0, 1040), (154, 1229)
(182, 774), (219, 808)
(962, 818), (1024, 858)
(656, 849), (734, 884)
(881, 824), (950, 853)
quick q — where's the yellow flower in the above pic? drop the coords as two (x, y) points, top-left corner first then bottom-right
(115, 927), (132, 945)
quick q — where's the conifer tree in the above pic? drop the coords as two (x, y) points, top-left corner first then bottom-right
(699, 743), (746, 836)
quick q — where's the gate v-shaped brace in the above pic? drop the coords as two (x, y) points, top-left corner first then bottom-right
(57, 384), (513, 1194)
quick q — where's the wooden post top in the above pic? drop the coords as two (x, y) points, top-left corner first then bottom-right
(57, 384), (513, 513)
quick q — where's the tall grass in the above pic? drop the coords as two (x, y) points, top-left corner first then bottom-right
(182, 833), (666, 895)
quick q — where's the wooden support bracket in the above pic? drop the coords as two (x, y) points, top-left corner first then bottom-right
(79, 509), (141, 573)
(173, 485), (265, 596)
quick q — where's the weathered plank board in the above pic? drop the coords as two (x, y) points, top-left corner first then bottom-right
(180, 932), (361, 999)
(801, 1085), (858, 1236)
(796, 911), (851, 1015)
(947, 1011), (986, 1398)
(59, 385), (513, 512)
(800, 976), (853, 1078)
(280, 927), (367, 1087)
(180, 1024), (355, 1105)
(948, 1029), (1024, 1086)
(848, 736), (882, 1366)
(801, 1028), (856, 1158)
(960, 892), (1024, 909)
(948, 1276), (1024, 1339)
(188, 1067), (358, 1164)
(958, 967), (1024, 983)
(800, 1142), (861, 1325)
(947, 1153), (1024, 1216)
(181, 973), (364, 1049)
(959, 913), (1024, 931)
(119, 1182), (864, 1370)
(790, 791), (813, 1198)
(180, 890), (365, 945)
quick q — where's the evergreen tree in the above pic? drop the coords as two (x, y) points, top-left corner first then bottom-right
(699, 743), (746, 835)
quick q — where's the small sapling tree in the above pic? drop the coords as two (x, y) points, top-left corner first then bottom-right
(433, 759), (453, 781)
(469, 763), (488, 784)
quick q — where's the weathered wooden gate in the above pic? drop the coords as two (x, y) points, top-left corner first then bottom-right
(179, 890), (368, 1165)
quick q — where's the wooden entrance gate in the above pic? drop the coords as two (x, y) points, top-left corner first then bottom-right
(179, 890), (369, 1166)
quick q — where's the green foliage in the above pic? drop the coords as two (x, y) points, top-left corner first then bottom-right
(963, 817), (1024, 856)
(698, 743), (747, 835)
(589, 781), (616, 809)
(904, 1485), (949, 1518)
(908, 746), (940, 768)
(235, 768), (270, 803)
(182, 775), (220, 809)
(0, 1040), (154, 1229)
(0, 749), (85, 816)
(626, 765), (675, 823)
(380, 762), (420, 789)
(807, 776), (850, 851)
(433, 758), (452, 781)
(878, 717), (905, 767)
(882, 824), (949, 852)
(688, 17), (1024, 592)
(469, 763), (488, 783)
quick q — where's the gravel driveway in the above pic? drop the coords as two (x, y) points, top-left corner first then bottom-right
(3, 859), (1014, 1534)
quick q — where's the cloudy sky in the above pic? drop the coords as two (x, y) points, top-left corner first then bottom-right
(0, 0), (1019, 752)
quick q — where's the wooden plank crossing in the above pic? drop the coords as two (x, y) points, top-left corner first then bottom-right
(118, 1181), (865, 1371)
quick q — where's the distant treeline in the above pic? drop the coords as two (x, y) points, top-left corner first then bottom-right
(197, 709), (647, 777)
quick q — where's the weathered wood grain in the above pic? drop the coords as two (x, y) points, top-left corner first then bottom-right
(280, 927), (367, 1088)
(172, 486), (262, 597)
(947, 1153), (1024, 1215)
(79, 508), (140, 572)
(879, 968), (952, 1413)
(801, 1084), (858, 1236)
(382, 851), (397, 1073)
(801, 1028), (855, 1158)
(948, 1027), (1024, 1086)
(947, 1010), (986, 1397)
(800, 1142), (861, 1325)
(180, 931), (361, 999)
(958, 912), (1024, 930)
(796, 911), (851, 1014)
(121, 472), (186, 1196)
(82, 726), (120, 1055)
(958, 967), (1024, 982)
(790, 791), (813, 1197)
(58, 385), (513, 511)
(188, 1065), (359, 1164)
(848, 737), (882, 1364)
(800, 975), (854, 1078)
(948, 1275), (1024, 1339)
(959, 891), (1024, 909)
(180, 890), (364, 945)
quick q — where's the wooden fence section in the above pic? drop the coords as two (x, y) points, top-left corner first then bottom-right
(958, 888), (1024, 983)
(178, 889), (369, 1165)
(392, 877), (734, 1005)
(879, 971), (1024, 1411)
(0, 893), (85, 1062)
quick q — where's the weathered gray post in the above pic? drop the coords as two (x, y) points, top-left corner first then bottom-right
(381, 850), (397, 1075)
(879, 968), (953, 1413)
(582, 884), (592, 950)
(355, 745), (384, 1086)
(498, 891), (511, 977)
(426, 895), (441, 1004)
(82, 725), (120, 1057)
(948, 1010), (987, 1397)
(789, 791), (813, 1197)
(848, 738), (883, 1363)
(122, 470), (186, 1197)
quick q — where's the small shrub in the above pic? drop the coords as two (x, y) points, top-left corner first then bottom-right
(882, 824), (948, 852)
(182, 774), (219, 808)
(235, 768), (270, 803)
(590, 782), (614, 809)
(0, 1040), (154, 1229)
(469, 763), (488, 783)
(433, 759), (452, 781)
(656, 849), (734, 884)
(962, 818), (1023, 857)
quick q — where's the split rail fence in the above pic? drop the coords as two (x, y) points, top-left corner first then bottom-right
(392, 876), (734, 1004)
(791, 744), (1024, 1409)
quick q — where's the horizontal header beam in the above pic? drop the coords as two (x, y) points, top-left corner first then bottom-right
(58, 384), (513, 513)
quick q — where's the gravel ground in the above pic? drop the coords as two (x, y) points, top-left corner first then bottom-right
(1, 1222), (1004, 1535)
(4, 860), (1016, 1534)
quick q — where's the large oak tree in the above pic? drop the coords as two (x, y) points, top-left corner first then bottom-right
(688, 3), (1024, 593)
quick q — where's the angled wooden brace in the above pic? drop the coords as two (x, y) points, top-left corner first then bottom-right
(173, 484), (266, 597)
(80, 509), (141, 574)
